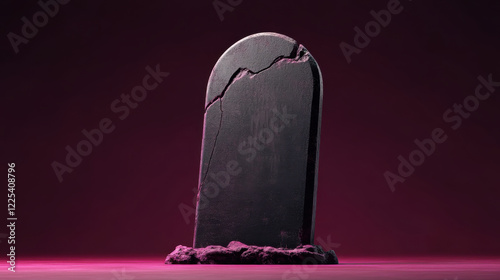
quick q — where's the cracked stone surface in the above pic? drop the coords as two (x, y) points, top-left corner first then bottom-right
(193, 32), (323, 250)
(165, 241), (338, 264)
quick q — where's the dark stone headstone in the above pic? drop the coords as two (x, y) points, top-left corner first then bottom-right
(193, 32), (323, 249)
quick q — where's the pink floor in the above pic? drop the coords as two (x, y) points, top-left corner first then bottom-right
(5, 257), (500, 279)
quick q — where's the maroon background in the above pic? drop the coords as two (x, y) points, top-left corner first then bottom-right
(1, 0), (499, 258)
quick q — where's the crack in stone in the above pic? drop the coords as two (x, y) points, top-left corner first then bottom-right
(204, 45), (309, 112)
(200, 99), (223, 186)
(200, 44), (310, 187)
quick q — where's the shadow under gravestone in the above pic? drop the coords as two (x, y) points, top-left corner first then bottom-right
(166, 32), (338, 264)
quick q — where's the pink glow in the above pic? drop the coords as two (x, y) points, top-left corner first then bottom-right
(6, 257), (500, 279)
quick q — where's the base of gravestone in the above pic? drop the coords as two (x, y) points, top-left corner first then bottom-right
(165, 241), (338, 264)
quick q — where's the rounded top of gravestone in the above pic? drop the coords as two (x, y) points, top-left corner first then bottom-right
(205, 32), (300, 108)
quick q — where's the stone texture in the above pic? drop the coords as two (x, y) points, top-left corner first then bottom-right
(194, 32), (323, 249)
(165, 241), (338, 265)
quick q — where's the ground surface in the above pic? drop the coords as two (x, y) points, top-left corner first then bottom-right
(5, 257), (500, 279)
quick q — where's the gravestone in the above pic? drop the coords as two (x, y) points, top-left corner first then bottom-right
(196, 32), (322, 247)
(166, 32), (337, 264)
